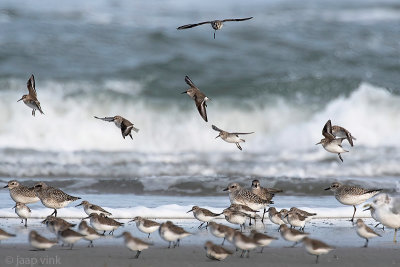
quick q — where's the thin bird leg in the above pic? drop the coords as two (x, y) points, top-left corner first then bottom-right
(350, 205), (356, 223)
(168, 241), (171, 249)
(364, 239), (368, 248)
(24, 219), (27, 227)
(316, 255), (319, 264)
(240, 250), (244, 258)
(246, 250), (250, 258)
(134, 250), (141, 259)
(394, 228), (398, 243)
(249, 217), (252, 226)
(260, 247), (264, 253)
(338, 153), (343, 162)
(221, 238), (225, 246)
(148, 233), (150, 238)
(198, 222), (205, 229)
(261, 208), (266, 223)
(214, 31), (216, 39)
(290, 242), (298, 248)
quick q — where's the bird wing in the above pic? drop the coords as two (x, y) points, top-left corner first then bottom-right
(212, 244), (233, 254)
(177, 21), (211, 30)
(212, 125), (223, 132)
(322, 120), (335, 139)
(222, 17), (253, 22)
(94, 116), (115, 122)
(27, 74), (37, 98)
(195, 96), (208, 122)
(231, 132), (255, 135)
(184, 75), (197, 88)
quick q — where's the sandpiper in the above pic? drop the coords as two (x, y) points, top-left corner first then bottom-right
(0, 229), (16, 243)
(34, 182), (80, 217)
(4, 180), (39, 204)
(94, 115), (139, 139)
(18, 74), (44, 116)
(13, 202), (31, 227)
(325, 182), (382, 222)
(208, 222), (236, 245)
(78, 221), (102, 247)
(29, 231), (57, 250)
(367, 193), (400, 242)
(324, 120), (356, 146)
(279, 209), (290, 224)
(85, 213), (124, 235)
(302, 237), (334, 264)
(222, 209), (248, 232)
(187, 206), (221, 229)
(279, 224), (309, 247)
(181, 76), (210, 122)
(223, 182), (272, 211)
(213, 125), (254, 150)
(250, 230), (278, 253)
(226, 204), (259, 226)
(233, 231), (258, 258)
(289, 207), (317, 222)
(159, 221), (191, 248)
(204, 241), (233, 261)
(42, 216), (76, 234)
(76, 200), (112, 216)
(285, 210), (307, 231)
(118, 232), (151, 259)
(316, 120), (349, 162)
(355, 219), (381, 247)
(251, 179), (282, 222)
(130, 216), (160, 238)
(268, 207), (286, 228)
(58, 229), (85, 249)
(177, 17), (253, 39)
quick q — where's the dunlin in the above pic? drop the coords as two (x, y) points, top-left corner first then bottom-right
(233, 231), (258, 258)
(279, 224), (309, 247)
(118, 232), (151, 259)
(0, 229), (16, 243)
(85, 213), (124, 235)
(355, 219), (381, 247)
(250, 230), (278, 253)
(42, 216), (76, 234)
(222, 209), (248, 232)
(34, 182), (80, 217)
(251, 179), (282, 222)
(17, 74), (44, 116)
(316, 120), (349, 162)
(204, 241), (233, 261)
(325, 182), (382, 222)
(285, 210), (307, 231)
(223, 182), (272, 211)
(267, 207), (286, 228)
(13, 202), (31, 227)
(181, 76), (210, 122)
(58, 229), (85, 249)
(78, 221), (102, 247)
(187, 206), (221, 229)
(76, 200), (112, 216)
(4, 180), (39, 204)
(159, 221), (191, 248)
(94, 115), (139, 139)
(130, 216), (160, 238)
(302, 237), (334, 264)
(177, 17), (253, 39)
(29, 231), (57, 250)
(213, 125), (254, 150)
(226, 204), (259, 226)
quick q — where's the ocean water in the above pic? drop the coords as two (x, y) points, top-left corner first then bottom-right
(0, 0), (399, 219)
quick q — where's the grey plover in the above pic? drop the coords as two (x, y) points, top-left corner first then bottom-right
(268, 207), (286, 228)
(208, 221), (236, 245)
(316, 120), (349, 162)
(4, 180), (39, 204)
(204, 241), (233, 261)
(58, 229), (85, 249)
(159, 221), (191, 248)
(302, 237), (334, 264)
(213, 125), (254, 150)
(0, 229), (16, 243)
(250, 230), (278, 253)
(289, 207), (317, 222)
(187, 206), (221, 229)
(279, 224), (309, 247)
(130, 216), (160, 238)
(223, 182), (272, 211)
(85, 213), (124, 235)
(13, 202), (31, 227)
(17, 74), (44, 116)
(29, 231), (57, 250)
(42, 216), (75, 234)
(233, 231), (258, 258)
(34, 182), (80, 217)
(76, 200), (112, 216)
(78, 221), (103, 247)
(355, 219), (381, 247)
(222, 209), (248, 232)
(177, 17), (253, 39)
(325, 182), (382, 222)
(285, 210), (307, 231)
(226, 204), (259, 226)
(118, 232), (152, 259)
(181, 76), (210, 122)
(94, 115), (139, 139)
(368, 193), (400, 243)
(251, 179), (282, 222)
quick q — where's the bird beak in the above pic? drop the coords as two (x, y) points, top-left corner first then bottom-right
(187, 209), (193, 213)
(181, 91), (187, 94)
(129, 219), (135, 223)
(17, 97), (24, 102)
(12, 205), (16, 209)
(215, 135), (220, 139)
(3, 185), (8, 188)
(75, 203), (83, 207)
(82, 216), (90, 220)
(324, 187), (331, 191)
(363, 205), (372, 211)
(315, 141), (322, 145)
(223, 187), (228, 191)
(284, 214), (288, 218)
(267, 208), (270, 212)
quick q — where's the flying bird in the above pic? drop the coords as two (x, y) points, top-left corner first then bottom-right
(212, 125), (254, 150)
(316, 120), (349, 162)
(94, 115), (139, 139)
(177, 17), (253, 39)
(181, 76), (210, 122)
(18, 74), (44, 116)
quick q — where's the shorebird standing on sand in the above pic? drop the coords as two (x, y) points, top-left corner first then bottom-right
(325, 182), (382, 222)
(159, 221), (191, 248)
(212, 125), (254, 150)
(302, 237), (334, 264)
(4, 180), (39, 204)
(181, 76), (210, 122)
(13, 202), (31, 227)
(177, 17), (253, 39)
(84, 213), (124, 235)
(118, 232), (152, 259)
(29, 231), (57, 250)
(75, 200), (112, 216)
(187, 206), (221, 229)
(316, 120), (353, 162)
(18, 74), (44, 116)
(130, 216), (160, 238)
(355, 219), (381, 247)
(204, 241), (233, 261)
(94, 115), (139, 139)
